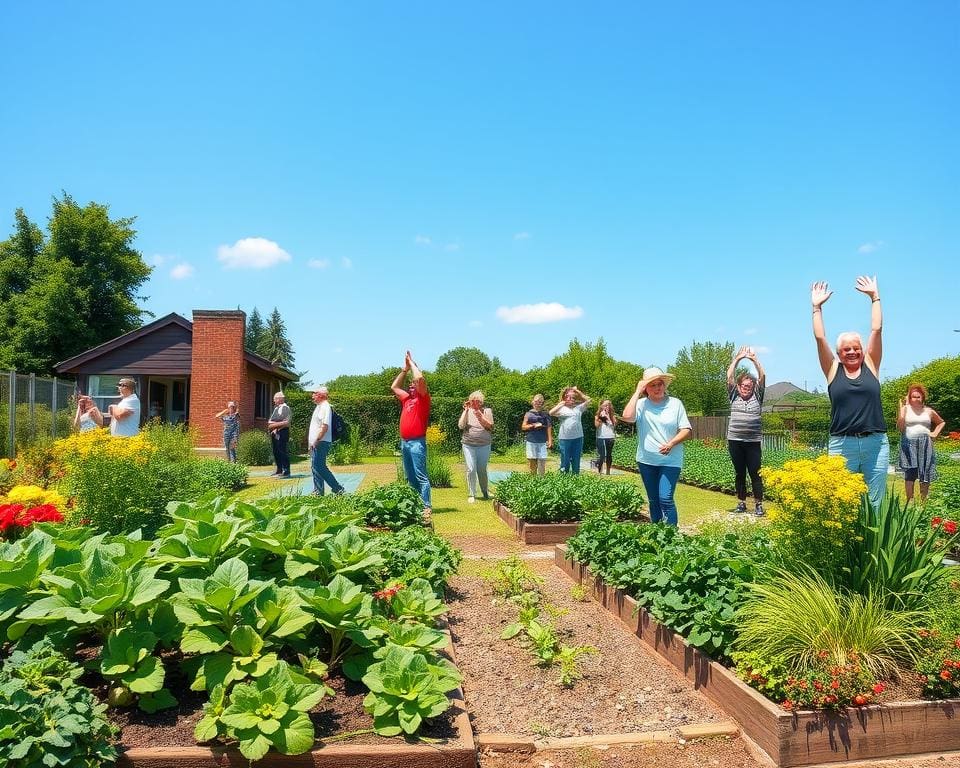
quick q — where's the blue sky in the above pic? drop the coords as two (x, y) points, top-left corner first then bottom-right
(2, 3), (957, 392)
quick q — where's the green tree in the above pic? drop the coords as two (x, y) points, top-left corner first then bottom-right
(667, 340), (735, 415)
(0, 195), (151, 374)
(257, 307), (295, 369)
(530, 338), (643, 410)
(880, 356), (960, 429)
(435, 347), (497, 380)
(245, 307), (265, 354)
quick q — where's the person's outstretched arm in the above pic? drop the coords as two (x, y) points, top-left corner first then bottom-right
(728, 346), (748, 388)
(855, 275), (882, 371)
(391, 355), (410, 399)
(746, 349), (766, 389)
(407, 350), (428, 395)
(811, 281), (835, 378)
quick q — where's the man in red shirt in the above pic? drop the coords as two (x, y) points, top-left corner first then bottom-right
(391, 350), (432, 522)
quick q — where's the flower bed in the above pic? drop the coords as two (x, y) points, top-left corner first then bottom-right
(556, 543), (960, 767)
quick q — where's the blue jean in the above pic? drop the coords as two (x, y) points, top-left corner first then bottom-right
(311, 441), (344, 495)
(828, 432), (890, 509)
(558, 437), (584, 474)
(638, 463), (681, 526)
(401, 437), (432, 507)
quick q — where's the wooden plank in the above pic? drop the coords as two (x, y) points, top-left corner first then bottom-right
(495, 503), (580, 544)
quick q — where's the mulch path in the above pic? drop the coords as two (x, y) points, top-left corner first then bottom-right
(479, 740), (762, 768)
(446, 558), (725, 739)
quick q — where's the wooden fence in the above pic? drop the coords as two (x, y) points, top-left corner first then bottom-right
(688, 416), (788, 450)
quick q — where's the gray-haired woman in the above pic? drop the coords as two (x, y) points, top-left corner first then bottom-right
(459, 390), (494, 503)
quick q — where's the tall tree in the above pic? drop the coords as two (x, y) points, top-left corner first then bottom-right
(667, 340), (735, 415)
(257, 307), (295, 369)
(245, 307), (265, 354)
(0, 195), (151, 373)
(530, 338), (643, 410)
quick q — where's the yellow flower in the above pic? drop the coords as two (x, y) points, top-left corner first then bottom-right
(3, 484), (67, 511)
(424, 425), (446, 447)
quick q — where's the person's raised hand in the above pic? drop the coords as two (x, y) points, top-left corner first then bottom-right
(855, 275), (879, 300)
(811, 281), (832, 308)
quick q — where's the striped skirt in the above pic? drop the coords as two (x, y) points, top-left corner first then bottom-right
(898, 434), (938, 483)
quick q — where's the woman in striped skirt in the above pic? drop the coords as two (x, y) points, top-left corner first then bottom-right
(896, 383), (945, 503)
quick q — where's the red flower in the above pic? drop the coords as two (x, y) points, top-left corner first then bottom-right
(872, 682), (886, 695)
(823, 695), (838, 705)
(944, 521), (958, 535)
(932, 517), (943, 527)
(798, 680), (808, 690)
(7, 460), (15, 469)
(853, 695), (868, 706)
(830, 679), (840, 690)
(782, 700), (794, 711)
(813, 681), (824, 691)
(941, 669), (953, 681)
(954, 638), (960, 650)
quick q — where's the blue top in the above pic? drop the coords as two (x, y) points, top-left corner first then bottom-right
(634, 396), (692, 468)
(524, 409), (552, 444)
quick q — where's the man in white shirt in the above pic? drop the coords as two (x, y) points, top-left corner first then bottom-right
(308, 387), (345, 495)
(108, 378), (141, 437)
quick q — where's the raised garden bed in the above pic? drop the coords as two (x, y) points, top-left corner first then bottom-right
(556, 543), (960, 767)
(116, 630), (476, 768)
(494, 501), (580, 545)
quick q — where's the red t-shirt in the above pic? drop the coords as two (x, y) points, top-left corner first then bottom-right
(399, 391), (431, 439)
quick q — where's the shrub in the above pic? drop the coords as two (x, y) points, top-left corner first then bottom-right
(236, 429), (274, 466)
(734, 569), (925, 679)
(763, 455), (866, 581)
(0, 639), (118, 767)
(426, 453), (452, 488)
(354, 482), (425, 529)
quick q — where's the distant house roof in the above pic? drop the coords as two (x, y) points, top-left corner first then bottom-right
(54, 312), (297, 381)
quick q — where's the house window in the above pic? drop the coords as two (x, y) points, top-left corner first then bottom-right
(87, 375), (124, 411)
(255, 381), (270, 419)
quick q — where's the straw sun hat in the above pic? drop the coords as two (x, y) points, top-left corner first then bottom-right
(639, 366), (675, 395)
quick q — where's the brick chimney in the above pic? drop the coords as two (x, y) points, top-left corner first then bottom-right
(190, 310), (247, 449)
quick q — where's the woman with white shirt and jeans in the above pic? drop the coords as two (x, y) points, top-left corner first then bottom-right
(549, 387), (592, 474)
(593, 400), (617, 474)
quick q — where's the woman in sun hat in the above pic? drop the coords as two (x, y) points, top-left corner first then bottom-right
(621, 367), (692, 526)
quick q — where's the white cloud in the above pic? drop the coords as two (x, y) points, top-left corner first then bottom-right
(468, 320), (483, 328)
(217, 237), (291, 269)
(857, 240), (885, 254)
(496, 302), (584, 325)
(514, 232), (531, 240)
(341, 257), (353, 269)
(414, 235), (432, 246)
(170, 263), (195, 280)
(308, 258), (330, 269)
(744, 327), (758, 336)
(333, 346), (344, 354)
(151, 254), (173, 266)
(443, 242), (461, 252)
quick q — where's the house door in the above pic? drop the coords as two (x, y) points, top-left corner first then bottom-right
(148, 382), (167, 421)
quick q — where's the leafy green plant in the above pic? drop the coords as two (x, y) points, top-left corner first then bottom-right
(495, 472), (645, 523)
(0, 639), (118, 767)
(842, 495), (960, 609)
(734, 569), (925, 678)
(555, 643), (597, 687)
(381, 578), (446, 624)
(354, 482), (425, 530)
(300, 574), (377, 667)
(377, 525), (462, 590)
(484, 555), (543, 600)
(100, 626), (177, 712)
(361, 645), (461, 736)
(210, 661), (332, 761)
(426, 452), (453, 488)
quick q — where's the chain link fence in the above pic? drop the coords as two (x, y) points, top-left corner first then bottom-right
(1, 371), (77, 458)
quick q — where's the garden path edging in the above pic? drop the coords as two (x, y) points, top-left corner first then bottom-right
(494, 501), (580, 544)
(555, 544), (960, 768)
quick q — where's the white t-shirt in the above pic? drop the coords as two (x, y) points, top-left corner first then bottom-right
(309, 401), (332, 446)
(110, 394), (141, 437)
(555, 403), (587, 440)
(78, 412), (98, 432)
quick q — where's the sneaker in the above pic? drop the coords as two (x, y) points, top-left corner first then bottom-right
(333, 487), (345, 496)
(467, 496), (476, 504)
(282, 473), (291, 478)
(735, 501), (747, 514)
(755, 503), (765, 517)
(421, 508), (433, 527)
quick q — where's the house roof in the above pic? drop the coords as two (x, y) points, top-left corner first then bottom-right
(54, 311), (297, 381)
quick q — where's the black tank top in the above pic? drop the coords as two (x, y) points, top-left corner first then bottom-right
(828, 365), (886, 436)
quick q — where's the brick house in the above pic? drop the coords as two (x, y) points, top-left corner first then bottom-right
(55, 310), (296, 448)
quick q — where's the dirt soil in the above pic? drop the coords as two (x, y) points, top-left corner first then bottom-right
(479, 739), (763, 768)
(446, 558), (725, 739)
